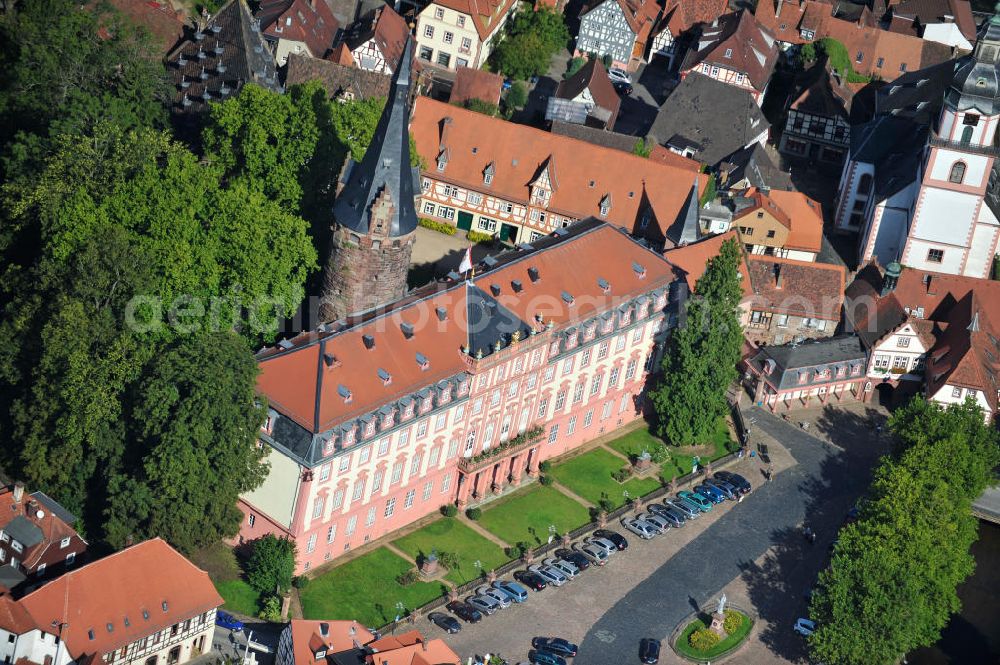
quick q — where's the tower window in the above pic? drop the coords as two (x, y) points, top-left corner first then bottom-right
(961, 126), (973, 145)
(927, 249), (944, 263)
(949, 162), (966, 184)
(963, 113), (980, 126)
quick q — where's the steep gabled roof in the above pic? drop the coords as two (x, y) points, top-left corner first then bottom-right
(662, 230), (753, 296)
(287, 53), (391, 99)
(345, 4), (410, 72)
(430, 0), (519, 41)
(888, 0), (976, 42)
(745, 256), (845, 321)
(555, 59), (621, 121)
(260, 0), (340, 58)
(659, 0), (729, 36)
(682, 10), (778, 91)
(450, 67), (504, 106)
(582, 0), (661, 40)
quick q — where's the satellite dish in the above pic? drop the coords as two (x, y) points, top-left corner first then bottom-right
(35, 510), (45, 519)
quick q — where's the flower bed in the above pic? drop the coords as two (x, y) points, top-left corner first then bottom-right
(673, 609), (753, 662)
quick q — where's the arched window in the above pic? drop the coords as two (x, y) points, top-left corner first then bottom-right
(950, 161), (967, 184)
(961, 125), (974, 145)
(858, 173), (873, 195)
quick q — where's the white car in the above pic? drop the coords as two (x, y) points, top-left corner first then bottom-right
(643, 513), (671, 533)
(622, 517), (657, 539)
(608, 67), (631, 84)
(585, 537), (618, 556)
(543, 557), (579, 579)
(573, 542), (609, 566)
(529, 563), (567, 587)
(793, 618), (816, 637)
(467, 593), (501, 615)
(476, 585), (511, 608)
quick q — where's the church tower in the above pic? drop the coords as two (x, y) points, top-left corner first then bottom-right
(898, 14), (1000, 277)
(320, 39), (418, 321)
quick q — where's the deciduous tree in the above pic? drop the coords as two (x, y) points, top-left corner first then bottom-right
(246, 534), (298, 595)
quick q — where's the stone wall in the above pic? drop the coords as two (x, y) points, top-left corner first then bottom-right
(320, 225), (415, 320)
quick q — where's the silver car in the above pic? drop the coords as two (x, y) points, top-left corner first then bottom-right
(476, 585), (511, 608)
(643, 513), (671, 533)
(585, 537), (618, 556)
(665, 498), (700, 519)
(467, 593), (501, 615)
(543, 557), (579, 579)
(529, 563), (567, 586)
(573, 542), (609, 566)
(622, 517), (657, 539)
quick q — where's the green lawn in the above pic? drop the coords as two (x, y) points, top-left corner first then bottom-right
(215, 579), (261, 616)
(477, 485), (591, 546)
(674, 611), (754, 660)
(393, 518), (510, 585)
(190, 542), (261, 617)
(300, 547), (445, 626)
(549, 448), (661, 508)
(607, 420), (737, 481)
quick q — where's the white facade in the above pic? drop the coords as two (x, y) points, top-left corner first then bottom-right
(415, 0), (515, 70)
(867, 322), (929, 380)
(0, 627), (71, 665)
(929, 383), (993, 418)
(577, 1), (636, 69)
(351, 38), (392, 74)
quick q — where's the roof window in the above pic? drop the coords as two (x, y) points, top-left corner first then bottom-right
(377, 368), (392, 385)
(416, 353), (430, 370)
(400, 322), (414, 339)
(632, 262), (646, 279)
(435, 306), (448, 321)
(337, 385), (352, 403)
(597, 278), (611, 293)
(561, 291), (575, 305)
(528, 266), (540, 283)
(161, 601), (168, 612)
(362, 334), (375, 349)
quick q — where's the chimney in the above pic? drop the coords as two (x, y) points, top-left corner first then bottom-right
(319, 622), (329, 637)
(12, 483), (24, 504)
(774, 264), (783, 289)
(924, 274), (936, 295)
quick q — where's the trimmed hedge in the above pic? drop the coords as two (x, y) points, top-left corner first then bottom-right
(441, 504), (458, 517)
(419, 218), (457, 235)
(466, 230), (493, 244)
(465, 507), (483, 521)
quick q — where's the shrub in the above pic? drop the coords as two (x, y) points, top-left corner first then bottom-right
(441, 504), (458, 517)
(438, 550), (459, 571)
(463, 98), (500, 117)
(505, 541), (529, 558)
(598, 495), (615, 513)
(257, 594), (282, 621)
(539, 474), (554, 486)
(689, 628), (720, 652)
(292, 575), (310, 590)
(419, 218), (457, 235)
(564, 57), (585, 79)
(506, 81), (528, 109)
(612, 468), (632, 483)
(465, 507), (483, 521)
(601, 53), (613, 68)
(466, 230), (493, 244)
(723, 609), (744, 634)
(246, 534), (297, 595)
(395, 569), (419, 586)
(538, 460), (552, 473)
(632, 138), (650, 158)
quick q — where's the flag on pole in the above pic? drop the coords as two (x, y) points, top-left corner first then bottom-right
(458, 246), (473, 274)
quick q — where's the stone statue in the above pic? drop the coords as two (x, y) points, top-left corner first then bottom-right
(428, 548), (437, 562)
(717, 593), (727, 615)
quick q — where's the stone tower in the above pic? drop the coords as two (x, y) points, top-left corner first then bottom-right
(320, 38), (418, 321)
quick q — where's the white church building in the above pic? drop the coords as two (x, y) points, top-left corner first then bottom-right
(834, 17), (1000, 278)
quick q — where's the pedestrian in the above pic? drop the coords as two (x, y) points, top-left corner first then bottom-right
(767, 464), (774, 482)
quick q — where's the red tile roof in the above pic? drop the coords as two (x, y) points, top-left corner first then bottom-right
(366, 630), (460, 664)
(288, 620), (375, 665)
(431, 0), (519, 40)
(410, 97), (708, 242)
(682, 10), (779, 92)
(745, 256), (846, 321)
(261, 0), (339, 58)
(581, 0), (661, 43)
(257, 222), (675, 432)
(768, 188), (824, 252)
(0, 487), (84, 575)
(19, 539), (222, 659)
(661, 0), (730, 35)
(450, 67), (504, 106)
(0, 594), (36, 634)
(662, 230), (753, 295)
(349, 5), (410, 72)
(106, 0), (185, 54)
(889, 0), (976, 42)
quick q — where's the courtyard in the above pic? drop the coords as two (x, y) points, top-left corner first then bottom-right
(548, 447), (660, 508)
(476, 484), (592, 547)
(392, 518), (508, 586)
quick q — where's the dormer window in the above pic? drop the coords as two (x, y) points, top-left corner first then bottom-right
(724, 48), (732, 58)
(483, 162), (495, 185)
(378, 368), (392, 385)
(458, 380), (469, 395)
(315, 651), (326, 659)
(632, 262), (646, 279)
(403, 402), (415, 418)
(599, 193), (612, 217)
(416, 352), (430, 370)
(338, 385), (352, 403)
(364, 420), (376, 437)
(437, 149), (449, 172)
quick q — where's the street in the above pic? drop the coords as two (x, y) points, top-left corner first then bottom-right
(420, 403), (889, 664)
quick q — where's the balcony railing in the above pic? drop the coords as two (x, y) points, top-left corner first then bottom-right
(458, 425), (544, 473)
(928, 135), (1000, 157)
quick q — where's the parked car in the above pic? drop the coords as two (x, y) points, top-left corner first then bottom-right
(608, 67), (631, 84)
(492, 579), (529, 603)
(428, 611), (461, 633)
(585, 536), (618, 556)
(622, 517), (657, 539)
(467, 593), (501, 615)
(665, 498), (700, 519)
(514, 569), (548, 591)
(573, 541), (609, 565)
(705, 477), (737, 500)
(544, 556), (580, 579)
(215, 611), (244, 631)
(642, 511), (673, 532)
(612, 80), (633, 96)
(639, 637), (661, 664)
(674, 492), (706, 514)
(647, 504), (683, 528)
(528, 650), (567, 665)
(445, 600), (483, 623)
(555, 548), (591, 571)
(529, 564), (568, 587)
(593, 529), (628, 550)
(793, 618), (817, 636)
(678, 490), (713, 512)
(476, 585), (512, 608)
(532, 637), (579, 657)
(694, 483), (726, 504)
(715, 470), (752, 495)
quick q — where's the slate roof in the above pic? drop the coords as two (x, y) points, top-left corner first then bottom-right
(4, 517), (42, 550)
(718, 143), (794, 192)
(333, 38), (417, 237)
(662, 180), (701, 248)
(681, 10), (778, 92)
(874, 57), (957, 122)
(259, 0), (340, 58)
(166, 0), (280, 114)
(450, 67), (504, 107)
(286, 52), (391, 99)
(647, 72), (769, 166)
(555, 60), (621, 127)
(746, 335), (868, 391)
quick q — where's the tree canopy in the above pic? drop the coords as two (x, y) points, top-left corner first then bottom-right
(246, 534), (298, 595)
(650, 238), (743, 444)
(808, 398), (1000, 665)
(490, 7), (570, 80)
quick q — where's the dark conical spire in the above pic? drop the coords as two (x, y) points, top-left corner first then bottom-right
(332, 38), (417, 237)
